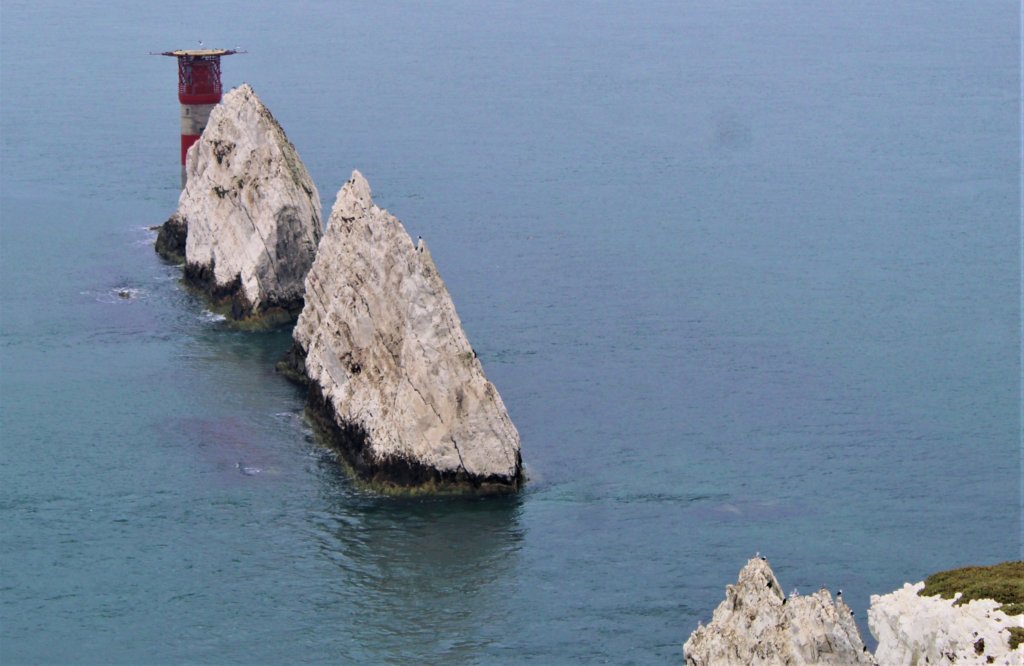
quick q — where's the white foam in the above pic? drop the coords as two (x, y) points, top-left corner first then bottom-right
(84, 287), (147, 304)
(199, 310), (226, 323)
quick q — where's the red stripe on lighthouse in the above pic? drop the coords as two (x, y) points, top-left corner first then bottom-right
(181, 134), (201, 164)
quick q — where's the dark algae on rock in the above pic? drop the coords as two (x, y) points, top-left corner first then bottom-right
(298, 378), (523, 497)
(153, 213), (187, 264)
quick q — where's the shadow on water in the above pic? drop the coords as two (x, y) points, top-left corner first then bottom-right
(307, 456), (526, 663)
(188, 325), (296, 367)
(173, 415), (304, 484)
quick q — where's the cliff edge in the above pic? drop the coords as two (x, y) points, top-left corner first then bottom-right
(869, 562), (1024, 666)
(155, 84), (322, 327)
(282, 170), (522, 494)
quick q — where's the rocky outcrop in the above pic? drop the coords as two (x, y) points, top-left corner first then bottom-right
(869, 582), (1024, 665)
(282, 170), (522, 494)
(154, 213), (187, 264)
(155, 84), (322, 327)
(684, 558), (873, 665)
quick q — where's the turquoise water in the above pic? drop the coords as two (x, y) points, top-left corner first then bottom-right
(1, 1), (1019, 663)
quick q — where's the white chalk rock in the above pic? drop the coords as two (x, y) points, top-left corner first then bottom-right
(684, 558), (873, 665)
(869, 582), (1024, 666)
(288, 170), (522, 493)
(173, 83), (322, 324)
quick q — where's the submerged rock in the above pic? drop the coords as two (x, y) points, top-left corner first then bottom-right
(684, 558), (872, 665)
(154, 83), (322, 327)
(282, 170), (522, 494)
(869, 579), (1024, 666)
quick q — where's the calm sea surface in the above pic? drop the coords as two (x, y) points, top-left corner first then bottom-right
(1, 1), (1019, 663)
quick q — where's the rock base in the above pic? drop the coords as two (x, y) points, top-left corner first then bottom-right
(154, 213), (187, 264)
(180, 261), (301, 329)
(274, 342), (310, 386)
(280, 344), (523, 496)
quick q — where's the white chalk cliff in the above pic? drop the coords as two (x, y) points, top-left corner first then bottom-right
(158, 84), (322, 325)
(286, 170), (522, 493)
(684, 558), (873, 665)
(869, 582), (1024, 666)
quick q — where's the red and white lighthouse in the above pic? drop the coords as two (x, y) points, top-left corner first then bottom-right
(159, 49), (239, 186)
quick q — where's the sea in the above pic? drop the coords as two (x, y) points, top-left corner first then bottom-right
(0, 1), (1019, 663)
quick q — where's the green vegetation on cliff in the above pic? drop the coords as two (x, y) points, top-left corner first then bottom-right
(919, 561), (1024, 649)
(919, 561), (1024, 615)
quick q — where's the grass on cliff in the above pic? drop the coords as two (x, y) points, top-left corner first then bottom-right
(919, 561), (1024, 615)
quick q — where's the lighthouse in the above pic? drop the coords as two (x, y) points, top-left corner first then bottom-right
(158, 49), (240, 186)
